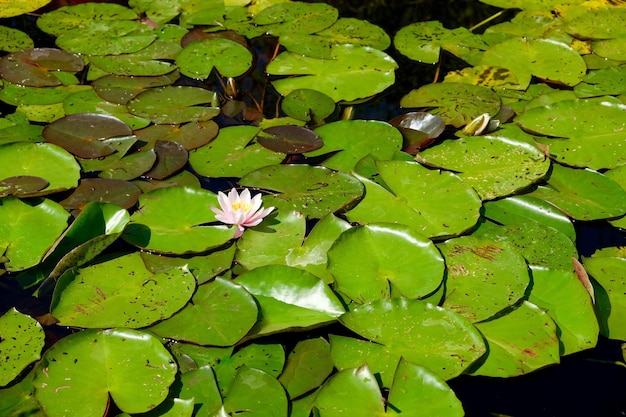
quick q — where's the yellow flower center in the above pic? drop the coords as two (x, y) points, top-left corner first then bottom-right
(232, 201), (253, 211)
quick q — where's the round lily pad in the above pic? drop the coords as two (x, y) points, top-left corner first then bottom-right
(127, 86), (220, 124)
(257, 125), (323, 154)
(0, 48), (83, 87)
(281, 89), (336, 122)
(176, 38), (253, 79)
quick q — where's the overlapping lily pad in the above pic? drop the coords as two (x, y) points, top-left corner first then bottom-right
(127, 86), (220, 124)
(176, 38), (253, 79)
(0, 309), (45, 387)
(0, 48), (83, 87)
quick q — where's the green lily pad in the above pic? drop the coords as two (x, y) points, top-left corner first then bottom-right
(149, 277), (258, 346)
(345, 161), (481, 238)
(386, 359), (464, 417)
(127, 86), (220, 124)
(400, 82), (501, 127)
(0, 0), (50, 18)
(278, 337), (334, 399)
(0, 82), (90, 106)
(583, 249), (626, 340)
(314, 365), (386, 417)
(254, 2), (338, 36)
(56, 21), (156, 56)
(123, 186), (237, 254)
(50, 252), (195, 328)
(223, 367), (288, 417)
(471, 301), (560, 377)
(438, 235), (530, 322)
(394, 21), (487, 64)
(591, 36), (626, 61)
(574, 65), (626, 98)
(337, 298), (486, 382)
(135, 120), (218, 151)
(565, 7), (626, 39)
(605, 166), (626, 229)
(88, 54), (177, 77)
(37, 3), (140, 37)
(176, 365), (222, 417)
(0, 48), (83, 87)
(417, 125), (550, 199)
(327, 223), (444, 304)
(16, 202), (129, 289)
(92, 71), (180, 105)
(33, 328), (177, 416)
(528, 164), (626, 221)
(482, 194), (576, 242)
(305, 120), (403, 172)
(189, 125), (284, 178)
(0, 308), (45, 387)
(176, 38), (253, 79)
(528, 267), (598, 355)
(0, 368), (43, 417)
(479, 37), (586, 89)
(267, 44), (397, 102)
(0, 197), (68, 272)
(0, 26), (33, 52)
(240, 164), (364, 219)
(281, 88), (336, 122)
(234, 265), (345, 337)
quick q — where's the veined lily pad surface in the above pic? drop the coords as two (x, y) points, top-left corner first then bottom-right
(1, 0), (626, 416)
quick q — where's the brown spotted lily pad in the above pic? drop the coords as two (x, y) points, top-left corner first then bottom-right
(0, 48), (83, 87)
(257, 125), (323, 154)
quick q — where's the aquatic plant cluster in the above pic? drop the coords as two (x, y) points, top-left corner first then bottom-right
(1, 0), (626, 415)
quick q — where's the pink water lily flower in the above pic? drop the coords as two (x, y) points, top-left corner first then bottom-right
(211, 188), (275, 238)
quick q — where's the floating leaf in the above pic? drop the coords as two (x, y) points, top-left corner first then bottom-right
(240, 164), (364, 219)
(223, 367), (288, 417)
(176, 38), (253, 79)
(0, 48), (83, 87)
(0, 197), (68, 272)
(400, 82), (501, 127)
(0, 176), (48, 198)
(0, 0), (50, 18)
(389, 112), (445, 153)
(33, 328), (177, 416)
(36, 3), (140, 37)
(438, 235), (530, 322)
(281, 88), (336, 122)
(479, 37), (586, 88)
(394, 21), (487, 64)
(565, 8), (626, 39)
(143, 140), (188, 180)
(135, 120), (218, 150)
(254, 2), (338, 36)
(337, 298), (486, 382)
(279, 338), (334, 399)
(528, 164), (626, 221)
(0, 26), (33, 52)
(583, 249), (626, 340)
(234, 265), (345, 337)
(417, 125), (550, 200)
(92, 71), (180, 104)
(528, 267), (598, 355)
(327, 223), (444, 304)
(0, 309), (45, 387)
(59, 178), (141, 210)
(177, 365), (222, 417)
(314, 365), (386, 417)
(127, 86), (220, 124)
(43, 113), (132, 159)
(346, 161), (481, 238)
(471, 301), (560, 377)
(189, 125), (284, 178)
(123, 186), (236, 254)
(150, 277), (258, 346)
(267, 44), (397, 102)
(305, 120), (403, 172)
(56, 21), (156, 56)
(257, 125), (323, 154)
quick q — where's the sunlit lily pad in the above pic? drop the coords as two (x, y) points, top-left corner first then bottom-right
(135, 121), (218, 150)
(240, 164), (364, 219)
(574, 65), (626, 98)
(176, 38), (253, 79)
(127, 86), (220, 124)
(33, 328), (177, 416)
(56, 21), (156, 56)
(0, 141), (80, 196)
(36, 2), (140, 36)
(0, 26), (33, 52)
(281, 88), (336, 122)
(528, 164), (626, 221)
(92, 71), (180, 104)
(337, 298), (486, 382)
(528, 267), (598, 355)
(88, 54), (177, 77)
(0, 0), (50, 18)
(394, 21), (487, 64)
(0, 82), (90, 106)
(254, 1), (338, 36)
(565, 7), (626, 39)
(267, 44), (397, 102)
(305, 120), (403, 172)
(51, 252), (195, 328)
(400, 82), (501, 127)
(223, 367), (288, 416)
(479, 37), (586, 88)
(234, 265), (345, 337)
(417, 125), (550, 200)
(0, 48), (83, 87)
(123, 186), (236, 253)
(189, 125), (284, 178)
(149, 277), (258, 346)
(346, 161), (481, 238)
(438, 235), (530, 322)
(0, 308), (45, 387)
(389, 112), (445, 153)
(471, 301), (560, 377)
(327, 223), (444, 304)
(583, 249), (626, 340)
(279, 338), (334, 399)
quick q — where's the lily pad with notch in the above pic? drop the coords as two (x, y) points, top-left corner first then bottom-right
(135, 120), (219, 151)
(281, 89), (336, 123)
(176, 38), (253, 79)
(127, 86), (221, 124)
(59, 178), (142, 210)
(142, 140), (188, 180)
(257, 125), (323, 154)
(92, 71), (180, 105)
